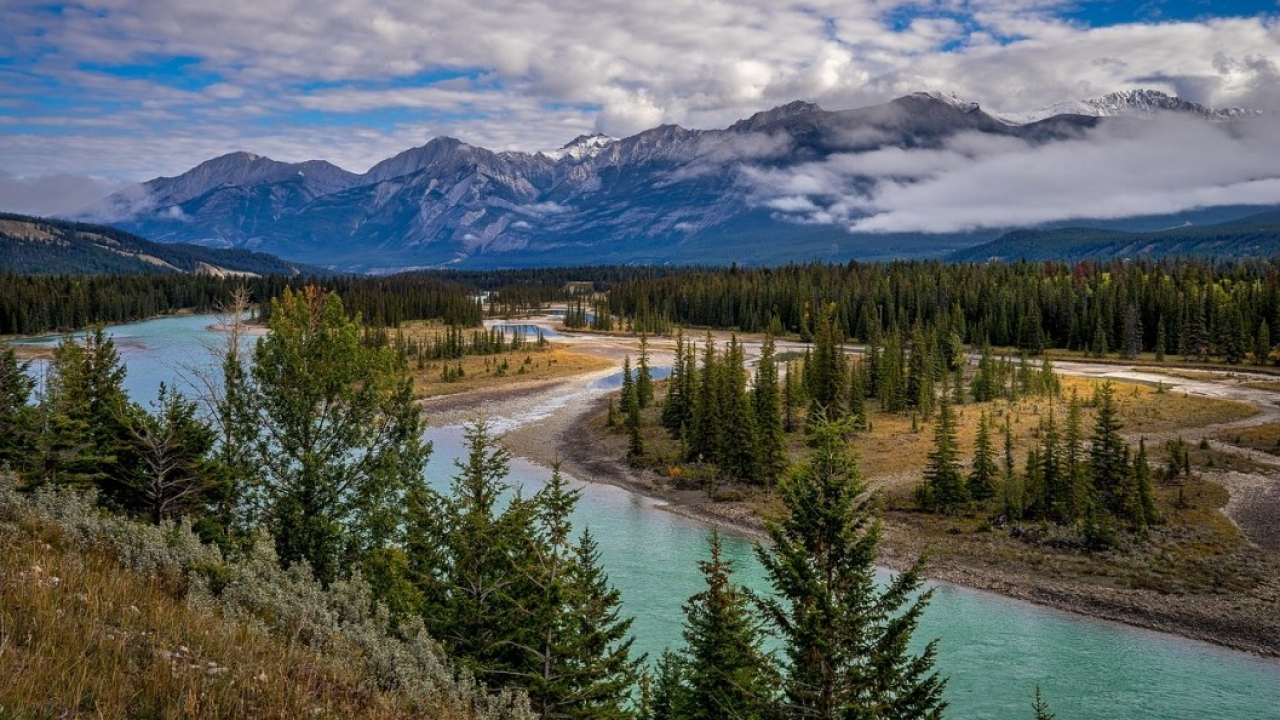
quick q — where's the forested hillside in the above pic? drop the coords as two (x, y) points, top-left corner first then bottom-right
(0, 213), (327, 276)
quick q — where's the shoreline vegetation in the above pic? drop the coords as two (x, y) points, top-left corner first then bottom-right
(480, 327), (1280, 659)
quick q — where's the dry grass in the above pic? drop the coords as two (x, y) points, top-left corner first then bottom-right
(412, 345), (612, 399)
(1242, 380), (1280, 393)
(0, 521), (443, 720)
(1214, 422), (1280, 458)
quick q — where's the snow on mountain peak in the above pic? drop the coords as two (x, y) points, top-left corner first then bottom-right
(906, 91), (981, 113)
(996, 89), (1262, 124)
(543, 134), (617, 161)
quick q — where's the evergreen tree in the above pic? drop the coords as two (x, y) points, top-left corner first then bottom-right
(1134, 438), (1158, 530)
(1032, 687), (1055, 720)
(663, 330), (689, 434)
(1256, 319), (1271, 366)
(651, 650), (692, 720)
(117, 383), (217, 525)
(808, 303), (848, 420)
(967, 411), (998, 501)
(721, 335), (761, 481)
(689, 333), (722, 463)
(621, 356), (637, 418)
(407, 418), (533, 683)
(756, 417), (946, 720)
(252, 286), (430, 584)
(0, 347), (35, 471)
(754, 334), (788, 482)
(1089, 382), (1132, 522)
(520, 468), (640, 720)
(679, 530), (778, 720)
(921, 397), (967, 514)
(627, 374), (645, 460)
(637, 334), (655, 409)
(35, 327), (129, 491)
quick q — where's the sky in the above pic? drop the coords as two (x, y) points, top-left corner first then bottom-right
(1, 0), (1279, 218)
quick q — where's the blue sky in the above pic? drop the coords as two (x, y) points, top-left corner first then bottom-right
(1, 0), (1278, 213)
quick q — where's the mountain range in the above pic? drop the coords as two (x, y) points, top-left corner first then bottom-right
(83, 90), (1272, 271)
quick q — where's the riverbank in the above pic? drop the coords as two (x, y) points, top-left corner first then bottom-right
(486, 357), (1280, 658)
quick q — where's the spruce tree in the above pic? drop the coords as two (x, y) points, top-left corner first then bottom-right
(1134, 438), (1158, 530)
(680, 530), (778, 720)
(627, 375), (645, 460)
(118, 383), (217, 525)
(251, 287), (429, 584)
(756, 417), (946, 720)
(406, 418), (533, 683)
(1089, 382), (1131, 521)
(1256, 319), (1271, 366)
(0, 347), (35, 472)
(754, 334), (788, 482)
(621, 356), (637, 418)
(663, 330), (689, 434)
(689, 333), (721, 463)
(968, 410), (998, 501)
(921, 397), (967, 513)
(637, 334), (655, 409)
(808, 303), (848, 420)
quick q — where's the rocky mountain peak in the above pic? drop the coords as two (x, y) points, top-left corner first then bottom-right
(729, 100), (824, 132)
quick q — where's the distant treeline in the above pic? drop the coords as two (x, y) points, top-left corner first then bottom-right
(607, 259), (1280, 363)
(0, 273), (483, 335)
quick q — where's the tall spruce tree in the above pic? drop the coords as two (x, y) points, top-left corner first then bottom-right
(754, 334), (788, 482)
(921, 397), (967, 514)
(679, 530), (778, 720)
(1089, 382), (1132, 522)
(808, 303), (848, 420)
(756, 417), (946, 720)
(721, 335), (761, 481)
(968, 410), (998, 501)
(637, 334), (655, 409)
(406, 418), (534, 683)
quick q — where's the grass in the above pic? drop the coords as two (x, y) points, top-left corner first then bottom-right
(0, 521), (452, 720)
(1214, 422), (1280, 458)
(598, 372), (1268, 599)
(412, 345), (612, 399)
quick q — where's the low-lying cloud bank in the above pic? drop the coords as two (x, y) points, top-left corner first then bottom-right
(0, 172), (130, 217)
(742, 115), (1280, 234)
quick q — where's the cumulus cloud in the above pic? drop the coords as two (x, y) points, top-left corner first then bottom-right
(742, 115), (1280, 233)
(0, 172), (130, 216)
(0, 0), (1278, 181)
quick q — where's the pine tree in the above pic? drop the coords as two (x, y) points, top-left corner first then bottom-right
(637, 334), (655, 408)
(663, 330), (689, 434)
(1089, 382), (1131, 522)
(756, 417), (946, 720)
(35, 327), (130, 491)
(627, 374), (645, 460)
(808, 303), (848, 420)
(679, 530), (778, 720)
(0, 347), (36, 472)
(968, 411), (998, 501)
(117, 383), (217, 525)
(621, 356), (637, 418)
(651, 650), (691, 720)
(517, 468), (640, 720)
(1032, 686), (1055, 720)
(251, 286), (430, 584)
(689, 334), (721, 463)
(921, 397), (967, 513)
(754, 334), (788, 482)
(1256, 319), (1271, 366)
(1134, 438), (1158, 530)
(407, 418), (534, 683)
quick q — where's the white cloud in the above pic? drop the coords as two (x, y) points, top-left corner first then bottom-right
(0, 0), (1277, 182)
(742, 115), (1280, 233)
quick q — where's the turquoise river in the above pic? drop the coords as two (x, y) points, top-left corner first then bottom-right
(13, 314), (1280, 720)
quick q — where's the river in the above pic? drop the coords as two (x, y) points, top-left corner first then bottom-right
(13, 313), (1280, 719)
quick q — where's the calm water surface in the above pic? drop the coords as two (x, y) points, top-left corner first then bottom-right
(18, 314), (1279, 720)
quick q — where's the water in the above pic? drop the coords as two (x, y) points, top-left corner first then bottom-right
(17, 313), (1279, 720)
(487, 323), (564, 339)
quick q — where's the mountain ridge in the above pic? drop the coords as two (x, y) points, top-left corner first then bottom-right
(81, 90), (1267, 270)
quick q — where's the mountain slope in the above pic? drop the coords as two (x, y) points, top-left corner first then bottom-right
(0, 213), (327, 275)
(949, 210), (1280, 262)
(85, 90), (1264, 270)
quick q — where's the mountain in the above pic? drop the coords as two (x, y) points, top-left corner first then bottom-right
(84, 90), (1263, 271)
(0, 213), (329, 275)
(949, 210), (1280, 263)
(996, 89), (1261, 125)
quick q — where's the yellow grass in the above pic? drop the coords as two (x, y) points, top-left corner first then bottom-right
(0, 520), (460, 720)
(1214, 421), (1280, 457)
(413, 345), (612, 399)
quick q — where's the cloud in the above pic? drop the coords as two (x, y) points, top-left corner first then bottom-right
(0, 1), (1278, 181)
(742, 115), (1280, 233)
(0, 172), (130, 216)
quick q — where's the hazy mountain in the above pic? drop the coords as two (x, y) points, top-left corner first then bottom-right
(0, 213), (328, 276)
(83, 90), (1266, 271)
(949, 210), (1280, 263)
